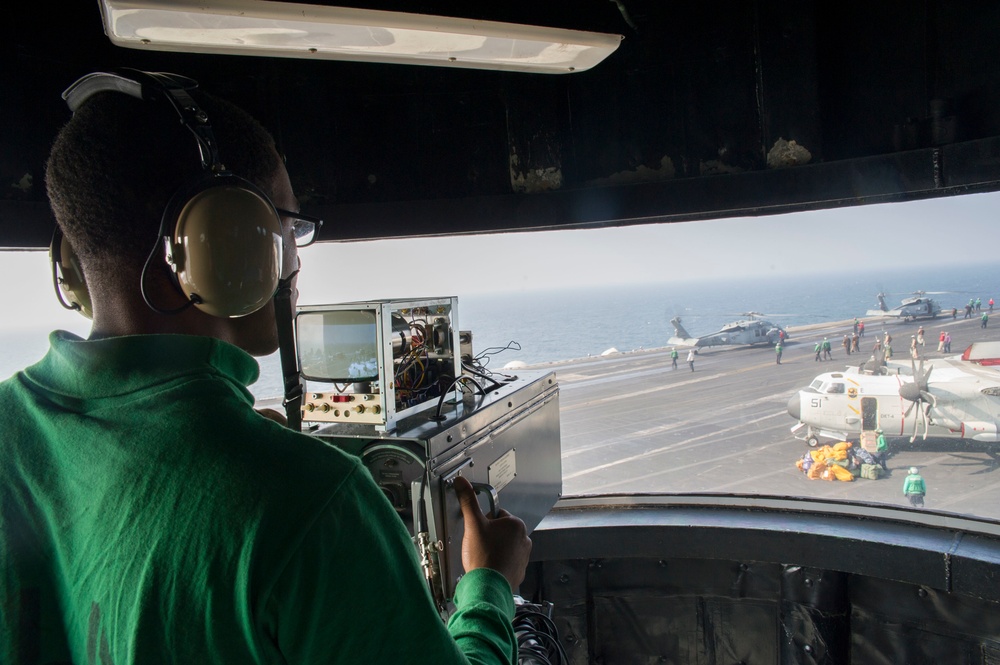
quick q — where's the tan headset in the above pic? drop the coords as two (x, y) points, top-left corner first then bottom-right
(50, 226), (93, 319)
(50, 69), (284, 319)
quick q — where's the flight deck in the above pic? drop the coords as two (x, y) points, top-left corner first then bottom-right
(536, 313), (1000, 521)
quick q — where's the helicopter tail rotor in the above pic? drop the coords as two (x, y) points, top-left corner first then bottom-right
(669, 316), (694, 341)
(875, 292), (889, 312)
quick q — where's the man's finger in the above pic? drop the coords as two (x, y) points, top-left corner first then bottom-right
(453, 476), (486, 529)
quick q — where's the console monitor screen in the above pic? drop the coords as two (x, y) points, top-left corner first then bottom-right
(297, 310), (379, 382)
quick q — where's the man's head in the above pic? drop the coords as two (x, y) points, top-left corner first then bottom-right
(45, 74), (299, 355)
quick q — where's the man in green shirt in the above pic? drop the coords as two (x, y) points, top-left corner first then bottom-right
(874, 428), (889, 472)
(1, 71), (529, 664)
(903, 467), (927, 508)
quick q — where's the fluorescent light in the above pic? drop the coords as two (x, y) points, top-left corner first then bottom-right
(99, 0), (623, 74)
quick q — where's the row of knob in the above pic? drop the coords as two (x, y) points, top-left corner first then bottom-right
(303, 402), (382, 415)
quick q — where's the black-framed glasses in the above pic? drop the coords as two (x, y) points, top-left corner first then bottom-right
(276, 208), (323, 247)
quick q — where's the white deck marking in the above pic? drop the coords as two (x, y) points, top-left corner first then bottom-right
(562, 411), (785, 480)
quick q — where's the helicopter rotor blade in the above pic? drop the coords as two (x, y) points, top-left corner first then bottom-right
(722, 311), (795, 319)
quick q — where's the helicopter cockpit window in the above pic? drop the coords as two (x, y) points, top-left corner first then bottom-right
(810, 379), (824, 390)
(826, 383), (846, 394)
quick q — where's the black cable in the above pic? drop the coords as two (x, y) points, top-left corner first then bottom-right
(431, 375), (485, 422)
(273, 271), (303, 430)
(394, 321), (432, 397)
(461, 362), (505, 393)
(415, 465), (430, 534)
(49, 230), (81, 313)
(140, 214), (201, 315)
(465, 340), (521, 385)
(474, 340), (522, 369)
(513, 602), (568, 665)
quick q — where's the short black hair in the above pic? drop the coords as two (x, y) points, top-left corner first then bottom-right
(45, 84), (282, 271)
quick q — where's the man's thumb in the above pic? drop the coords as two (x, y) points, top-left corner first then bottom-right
(453, 476), (485, 531)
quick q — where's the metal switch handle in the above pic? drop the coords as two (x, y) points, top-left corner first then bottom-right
(471, 482), (500, 518)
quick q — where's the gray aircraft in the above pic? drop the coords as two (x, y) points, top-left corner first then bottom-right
(788, 343), (1000, 446)
(668, 312), (788, 348)
(866, 291), (943, 321)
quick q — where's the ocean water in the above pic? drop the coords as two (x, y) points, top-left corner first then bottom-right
(3, 263), (996, 400)
(252, 263), (998, 401)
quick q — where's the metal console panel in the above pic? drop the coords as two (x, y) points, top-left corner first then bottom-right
(312, 369), (562, 607)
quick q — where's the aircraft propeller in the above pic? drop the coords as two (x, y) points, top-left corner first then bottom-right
(900, 358), (936, 442)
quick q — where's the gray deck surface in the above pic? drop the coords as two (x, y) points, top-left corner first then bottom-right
(540, 313), (1000, 521)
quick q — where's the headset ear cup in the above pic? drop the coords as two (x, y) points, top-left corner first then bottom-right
(168, 180), (283, 318)
(52, 233), (94, 319)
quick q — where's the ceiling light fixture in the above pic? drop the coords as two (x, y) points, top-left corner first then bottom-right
(99, 0), (623, 74)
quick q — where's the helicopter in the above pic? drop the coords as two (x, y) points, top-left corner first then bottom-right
(668, 312), (789, 348)
(865, 291), (943, 321)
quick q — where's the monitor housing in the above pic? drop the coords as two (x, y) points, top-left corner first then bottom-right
(296, 297), (461, 432)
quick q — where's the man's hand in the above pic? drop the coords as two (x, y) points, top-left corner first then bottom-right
(256, 407), (288, 426)
(453, 475), (532, 591)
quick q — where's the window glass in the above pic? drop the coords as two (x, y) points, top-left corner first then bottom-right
(3, 192), (999, 524)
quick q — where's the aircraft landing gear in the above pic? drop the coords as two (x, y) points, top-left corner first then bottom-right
(807, 435), (820, 447)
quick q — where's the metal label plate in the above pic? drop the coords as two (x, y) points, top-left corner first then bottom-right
(488, 448), (517, 492)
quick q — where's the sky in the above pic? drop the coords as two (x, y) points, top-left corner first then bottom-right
(305, 190), (1000, 299)
(2, 189), (999, 336)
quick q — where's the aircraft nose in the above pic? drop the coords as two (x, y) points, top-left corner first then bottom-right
(787, 393), (801, 420)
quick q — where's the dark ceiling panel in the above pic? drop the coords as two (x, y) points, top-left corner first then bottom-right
(3, 1), (1000, 248)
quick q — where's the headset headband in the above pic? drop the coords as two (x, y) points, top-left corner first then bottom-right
(62, 70), (222, 171)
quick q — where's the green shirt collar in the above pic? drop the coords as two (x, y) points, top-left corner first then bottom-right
(23, 331), (260, 401)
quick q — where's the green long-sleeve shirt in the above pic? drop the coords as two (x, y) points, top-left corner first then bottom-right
(903, 473), (927, 496)
(1, 332), (515, 664)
